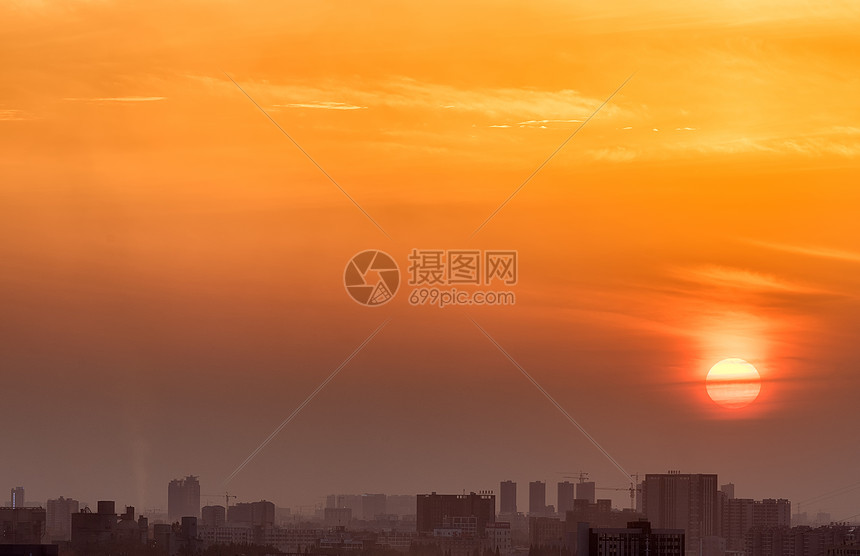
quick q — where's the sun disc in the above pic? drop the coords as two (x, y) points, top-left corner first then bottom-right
(706, 358), (761, 409)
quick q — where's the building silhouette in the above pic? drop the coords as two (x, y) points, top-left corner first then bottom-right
(558, 481), (576, 514)
(746, 524), (854, 556)
(416, 492), (495, 537)
(167, 475), (200, 522)
(9, 488), (24, 510)
(227, 500), (275, 528)
(582, 520), (685, 556)
(45, 497), (79, 542)
(641, 473), (719, 556)
(0, 506), (46, 544)
(201, 505), (226, 528)
(529, 482), (547, 515)
(721, 497), (791, 552)
(70, 501), (147, 551)
(577, 481), (597, 504)
(500, 481), (517, 515)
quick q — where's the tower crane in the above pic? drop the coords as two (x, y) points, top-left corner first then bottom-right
(202, 492), (238, 512)
(596, 473), (641, 511)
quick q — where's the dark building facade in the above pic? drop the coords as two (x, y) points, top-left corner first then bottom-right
(558, 482), (576, 514)
(642, 473), (719, 556)
(167, 475), (200, 522)
(583, 520), (685, 556)
(0, 507), (46, 544)
(201, 505), (226, 529)
(746, 524), (854, 556)
(721, 497), (791, 551)
(227, 501), (275, 528)
(70, 502), (148, 551)
(529, 482), (547, 515)
(45, 497), (79, 542)
(0, 545), (58, 556)
(500, 481), (517, 515)
(417, 492), (495, 537)
(563, 499), (645, 554)
(577, 482), (597, 504)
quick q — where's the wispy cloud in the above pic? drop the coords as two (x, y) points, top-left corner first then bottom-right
(63, 97), (166, 102)
(0, 109), (30, 121)
(200, 74), (627, 122)
(674, 265), (827, 295)
(585, 146), (638, 162)
(746, 240), (860, 263)
(681, 127), (860, 158)
(274, 102), (367, 110)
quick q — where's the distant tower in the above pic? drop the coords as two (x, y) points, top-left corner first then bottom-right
(500, 481), (517, 514)
(558, 481), (575, 514)
(642, 472), (719, 556)
(47, 496), (80, 541)
(168, 476), (201, 522)
(529, 481), (546, 515)
(576, 481), (596, 504)
(11, 486), (24, 508)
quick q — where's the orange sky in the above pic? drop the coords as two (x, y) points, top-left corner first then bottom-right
(2, 0), (859, 517)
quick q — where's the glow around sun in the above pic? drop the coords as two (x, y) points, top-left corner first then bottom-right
(706, 358), (762, 409)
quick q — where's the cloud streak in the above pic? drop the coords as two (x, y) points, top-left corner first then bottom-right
(673, 265), (828, 295)
(0, 109), (29, 121)
(746, 240), (860, 263)
(275, 102), (367, 110)
(63, 97), (166, 102)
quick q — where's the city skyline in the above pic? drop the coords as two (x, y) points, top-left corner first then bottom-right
(2, 0), (860, 532)
(5, 474), (853, 526)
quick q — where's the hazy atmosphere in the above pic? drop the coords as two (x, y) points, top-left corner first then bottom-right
(2, 0), (859, 526)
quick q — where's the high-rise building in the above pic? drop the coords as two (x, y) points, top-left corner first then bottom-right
(721, 497), (790, 551)
(529, 482), (547, 515)
(558, 482), (576, 514)
(46, 497), (80, 541)
(227, 501), (275, 528)
(577, 482), (597, 504)
(11, 486), (25, 508)
(582, 520), (685, 556)
(416, 492), (495, 537)
(201, 505), (226, 529)
(167, 476), (201, 522)
(641, 473), (719, 556)
(500, 481), (517, 515)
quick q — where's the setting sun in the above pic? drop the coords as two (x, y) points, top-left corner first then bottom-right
(706, 358), (762, 409)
